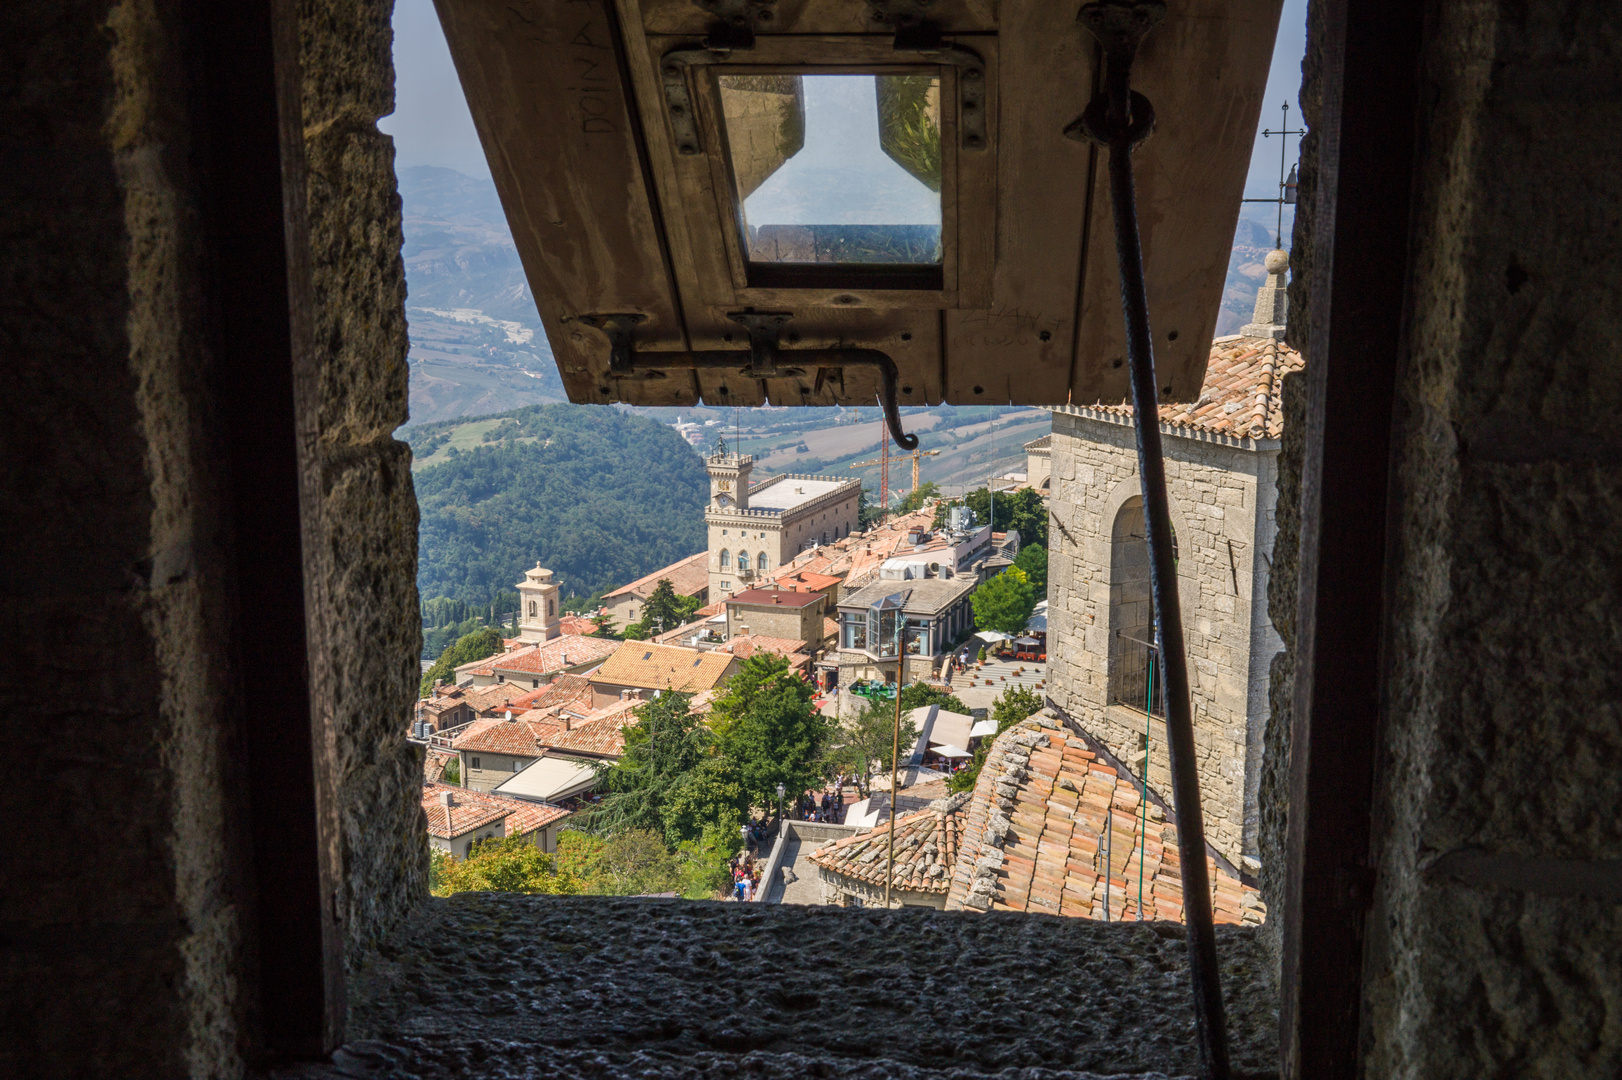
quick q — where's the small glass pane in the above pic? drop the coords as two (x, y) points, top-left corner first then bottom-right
(718, 73), (942, 266)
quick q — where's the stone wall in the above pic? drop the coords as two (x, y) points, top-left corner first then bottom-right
(1358, 2), (1622, 1074)
(297, 0), (427, 969)
(1045, 408), (1279, 865)
(2, 2), (253, 1072)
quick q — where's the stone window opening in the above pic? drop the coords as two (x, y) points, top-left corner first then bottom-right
(721, 550), (731, 568)
(1109, 497), (1168, 717)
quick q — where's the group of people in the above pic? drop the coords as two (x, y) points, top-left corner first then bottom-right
(792, 784), (846, 825)
(730, 851), (762, 902)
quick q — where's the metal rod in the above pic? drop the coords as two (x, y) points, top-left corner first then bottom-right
(1072, 2), (1229, 1076)
(886, 620), (903, 908)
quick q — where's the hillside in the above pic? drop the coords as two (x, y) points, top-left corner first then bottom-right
(408, 404), (709, 605)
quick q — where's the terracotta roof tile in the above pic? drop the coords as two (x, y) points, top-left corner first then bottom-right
(592, 641), (738, 695)
(421, 793), (510, 839)
(422, 781), (569, 838)
(462, 635), (618, 678)
(546, 709), (633, 758)
(726, 587), (823, 609)
(945, 716), (1264, 925)
(810, 792), (968, 894)
(450, 717), (554, 756)
(1064, 334), (1304, 441)
(604, 551), (710, 600)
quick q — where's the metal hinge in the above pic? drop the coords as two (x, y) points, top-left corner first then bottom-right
(866, 0), (988, 151)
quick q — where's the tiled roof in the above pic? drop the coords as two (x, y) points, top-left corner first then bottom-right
(557, 614), (599, 636)
(1068, 334), (1304, 441)
(765, 569), (843, 593)
(726, 587), (823, 609)
(718, 634), (810, 660)
(592, 641), (738, 694)
(422, 782), (569, 838)
(450, 717), (552, 756)
(464, 635), (618, 677)
(509, 674), (594, 714)
(424, 748), (456, 783)
(465, 682), (537, 715)
(823, 616), (839, 641)
(603, 551), (710, 600)
(810, 792), (969, 894)
(945, 714), (1264, 925)
(422, 791), (510, 840)
(547, 710), (634, 758)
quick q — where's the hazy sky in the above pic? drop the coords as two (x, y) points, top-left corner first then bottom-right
(381, 0), (1308, 229)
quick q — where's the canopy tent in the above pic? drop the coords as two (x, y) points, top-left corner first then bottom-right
(492, 756), (598, 803)
(975, 630), (1010, 643)
(1014, 636), (1040, 646)
(930, 744), (972, 758)
(968, 718), (999, 740)
(907, 704), (974, 764)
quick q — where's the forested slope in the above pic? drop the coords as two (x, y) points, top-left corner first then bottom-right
(409, 405), (708, 605)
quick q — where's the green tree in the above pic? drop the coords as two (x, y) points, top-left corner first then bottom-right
(961, 486), (1049, 548)
(626, 579), (704, 638)
(948, 685), (1046, 793)
(857, 486), (885, 530)
(590, 612), (620, 639)
(420, 625), (503, 696)
(621, 623), (650, 641)
(553, 829), (683, 896)
(710, 654), (833, 811)
(827, 701), (919, 788)
(972, 566), (1038, 636)
(899, 682), (970, 715)
(1014, 543), (1048, 596)
(430, 833), (583, 897)
(893, 481), (941, 515)
(590, 694), (722, 843)
(442, 757), (460, 785)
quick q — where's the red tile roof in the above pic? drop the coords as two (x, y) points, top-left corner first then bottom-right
(557, 614), (599, 636)
(450, 717), (553, 756)
(726, 587), (823, 609)
(547, 711), (633, 758)
(810, 792), (967, 895)
(424, 748), (456, 784)
(945, 715), (1264, 925)
(1071, 335), (1305, 441)
(422, 782), (569, 838)
(461, 635), (618, 678)
(422, 792), (510, 840)
(603, 551), (710, 601)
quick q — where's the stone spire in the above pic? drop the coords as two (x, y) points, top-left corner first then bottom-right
(1240, 249), (1289, 340)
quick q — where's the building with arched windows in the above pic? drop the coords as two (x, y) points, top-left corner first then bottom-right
(514, 562), (562, 643)
(1045, 286), (1304, 868)
(704, 447), (860, 599)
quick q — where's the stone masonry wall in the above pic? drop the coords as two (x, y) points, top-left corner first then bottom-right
(296, 0), (428, 969)
(1046, 408), (1277, 865)
(1358, 2), (1622, 1075)
(2, 2), (255, 1074)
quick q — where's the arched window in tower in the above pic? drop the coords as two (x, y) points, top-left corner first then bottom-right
(547, 599), (555, 617)
(756, 552), (768, 571)
(720, 550), (731, 568)
(529, 601), (537, 618)
(1107, 497), (1168, 717)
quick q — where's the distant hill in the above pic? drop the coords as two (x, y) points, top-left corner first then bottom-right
(407, 404), (709, 605)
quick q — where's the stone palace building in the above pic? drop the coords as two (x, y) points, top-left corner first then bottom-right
(1045, 253), (1302, 867)
(704, 445), (860, 598)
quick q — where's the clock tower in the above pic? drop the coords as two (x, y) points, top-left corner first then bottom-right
(707, 446), (752, 510)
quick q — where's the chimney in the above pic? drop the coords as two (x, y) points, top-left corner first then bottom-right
(1240, 249), (1290, 339)
(439, 791), (455, 807)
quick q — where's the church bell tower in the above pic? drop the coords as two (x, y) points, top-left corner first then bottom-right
(706, 441), (753, 511)
(515, 562), (561, 643)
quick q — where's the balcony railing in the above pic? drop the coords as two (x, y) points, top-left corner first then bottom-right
(1110, 632), (1166, 717)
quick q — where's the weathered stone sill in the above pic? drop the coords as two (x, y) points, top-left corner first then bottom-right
(282, 895), (1278, 1078)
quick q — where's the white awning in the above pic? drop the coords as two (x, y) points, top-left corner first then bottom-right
(969, 719), (999, 739)
(492, 756), (598, 802)
(930, 743), (971, 758)
(975, 630), (1010, 643)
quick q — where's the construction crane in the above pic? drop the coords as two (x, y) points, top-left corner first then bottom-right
(851, 446), (942, 507)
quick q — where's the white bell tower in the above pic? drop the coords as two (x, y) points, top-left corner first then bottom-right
(515, 562), (561, 643)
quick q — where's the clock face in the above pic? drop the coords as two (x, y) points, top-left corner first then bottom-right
(715, 493), (733, 508)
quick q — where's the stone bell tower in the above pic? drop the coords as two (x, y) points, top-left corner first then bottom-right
(706, 443), (753, 511)
(515, 562), (561, 643)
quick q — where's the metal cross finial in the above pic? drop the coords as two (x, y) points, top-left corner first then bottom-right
(1241, 100), (1306, 249)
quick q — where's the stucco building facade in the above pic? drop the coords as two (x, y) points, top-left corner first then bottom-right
(704, 448), (860, 598)
(1045, 323), (1302, 867)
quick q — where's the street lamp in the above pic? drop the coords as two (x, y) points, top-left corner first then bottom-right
(776, 782), (785, 822)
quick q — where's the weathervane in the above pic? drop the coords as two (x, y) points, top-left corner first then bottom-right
(1242, 101), (1306, 249)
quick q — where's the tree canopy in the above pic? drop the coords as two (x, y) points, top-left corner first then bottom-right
(946, 486), (1049, 548)
(893, 481), (941, 515)
(408, 404), (709, 605)
(1014, 542), (1048, 596)
(899, 682), (971, 715)
(972, 566), (1038, 635)
(420, 626), (503, 696)
(827, 701), (919, 787)
(628, 579), (702, 638)
(709, 654), (834, 812)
